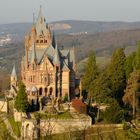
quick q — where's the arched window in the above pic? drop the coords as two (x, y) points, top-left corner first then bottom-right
(49, 87), (53, 95)
(39, 87), (42, 96)
(44, 87), (48, 93)
(45, 87), (48, 96)
(36, 40), (39, 43)
(44, 40), (47, 43)
(40, 40), (43, 43)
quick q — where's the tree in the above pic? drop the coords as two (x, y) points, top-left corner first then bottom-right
(125, 52), (135, 80)
(123, 70), (140, 118)
(15, 81), (29, 112)
(90, 72), (113, 104)
(134, 41), (140, 70)
(108, 48), (126, 103)
(82, 51), (98, 94)
(123, 122), (140, 140)
(103, 101), (126, 123)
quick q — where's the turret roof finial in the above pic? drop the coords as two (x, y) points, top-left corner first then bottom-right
(11, 64), (17, 78)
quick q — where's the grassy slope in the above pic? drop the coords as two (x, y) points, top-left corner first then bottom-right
(0, 117), (15, 140)
(41, 127), (126, 140)
(8, 117), (21, 138)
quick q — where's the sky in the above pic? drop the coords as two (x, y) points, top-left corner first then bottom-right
(0, 0), (140, 23)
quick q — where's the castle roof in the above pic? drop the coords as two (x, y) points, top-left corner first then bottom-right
(52, 31), (56, 48)
(28, 44), (55, 64)
(62, 60), (70, 71)
(53, 43), (60, 66)
(35, 6), (48, 36)
(11, 64), (17, 78)
(23, 7), (75, 71)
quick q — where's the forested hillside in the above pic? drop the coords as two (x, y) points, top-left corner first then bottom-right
(1, 21), (140, 91)
(1, 28), (140, 74)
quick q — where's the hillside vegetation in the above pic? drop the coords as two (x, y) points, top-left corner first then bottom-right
(0, 29), (140, 73)
(1, 21), (140, 91)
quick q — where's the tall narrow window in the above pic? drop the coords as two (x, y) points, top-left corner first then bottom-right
(39, 87), (42, 96)
(40, 40), (43, 43)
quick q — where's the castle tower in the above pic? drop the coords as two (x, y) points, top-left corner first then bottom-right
(10, 65), (18, 96)
(35, 6), (52, 48)
(11, 65), (17, 87)
(21, 7), (77, 103)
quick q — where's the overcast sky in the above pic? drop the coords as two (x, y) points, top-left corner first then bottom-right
(0, 0), (140, 23)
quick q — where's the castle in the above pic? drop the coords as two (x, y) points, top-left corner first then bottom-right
(10, 7), (77, 104)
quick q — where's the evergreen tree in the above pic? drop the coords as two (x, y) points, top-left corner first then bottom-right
(123, 70), (140, 117)
(108, 48), (126, 103)
(125, 52), (135, 80)
(90, 72), (114, 104)
(103, 101), (126, 123)
(134, 41), (140, 70)
(82, 51), (98, 94)
(15, 81), (29, 112)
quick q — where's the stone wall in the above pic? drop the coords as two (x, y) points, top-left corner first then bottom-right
(22, 116), (92, 139)
(0, 99), (8, 112)
(14, 110), (27, 122)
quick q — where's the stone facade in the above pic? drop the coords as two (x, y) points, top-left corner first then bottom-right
(0, 99), (8, 112)
(22, 116), (92, 139)
(19, 7), (77, 104)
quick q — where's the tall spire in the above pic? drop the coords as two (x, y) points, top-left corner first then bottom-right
(36, 6), (48, 36)
(33, 13), (35, 25)
(38, 5), (43, 18)
(52, 30), (56, 48)
(11, 64), (17, 78)
(53, 42), (60, 66)
(31, 43), (37, 63)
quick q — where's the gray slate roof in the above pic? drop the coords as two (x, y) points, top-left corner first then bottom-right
(24, 7), (75, 71)
(11, 65), (17, 78)
(35, 6), (49, 36)
(53, 44), (60, 66)
(27, 44), (75, 71)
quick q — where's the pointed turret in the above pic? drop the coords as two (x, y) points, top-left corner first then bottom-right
(73, 46), (77, 72)
(36, 6), (47, 36)
(33, 13), (35, 26)
(11, 64), (17, 89)
(11, 64), (17, 79)
(53, 42), (60, 66)
(31, 43), (37, 63)
(38, 5), (43, 20)
(52, 31), (56, 48)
